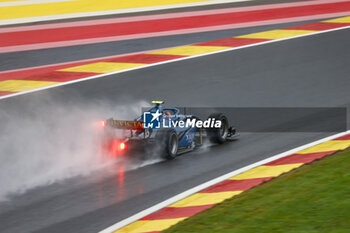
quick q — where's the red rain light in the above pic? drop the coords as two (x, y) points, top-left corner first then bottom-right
(120, 142), (126, 150)
(101, 120), (106, 127)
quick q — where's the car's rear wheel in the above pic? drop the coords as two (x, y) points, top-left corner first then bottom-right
(207, 113), (229, 144)
(156, 129), (178, 159)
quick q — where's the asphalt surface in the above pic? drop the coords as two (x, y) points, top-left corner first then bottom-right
(0, 27), (349, 233)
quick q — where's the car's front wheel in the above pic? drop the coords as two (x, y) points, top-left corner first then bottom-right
(207, 113), (229, 144)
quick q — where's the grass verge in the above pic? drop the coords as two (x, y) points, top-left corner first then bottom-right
(164, 150), (350, 233)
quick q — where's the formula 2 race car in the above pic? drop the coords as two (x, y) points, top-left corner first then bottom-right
(101, 101), (238, 159)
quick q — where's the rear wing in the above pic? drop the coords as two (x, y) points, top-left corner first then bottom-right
(105, 119), (143, 130)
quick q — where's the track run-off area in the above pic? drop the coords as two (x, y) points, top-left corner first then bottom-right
(0, 0), (350, 233)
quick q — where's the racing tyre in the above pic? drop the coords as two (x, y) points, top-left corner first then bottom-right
(207, 113), (229, 144)
(156, 129), (178, 160)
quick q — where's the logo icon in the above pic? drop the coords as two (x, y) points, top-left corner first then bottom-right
(143, 110), (162, 129)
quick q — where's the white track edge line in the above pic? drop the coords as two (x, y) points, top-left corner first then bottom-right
(0, 0), (77, 7)
(99, 130), (350, 233)
(1, 25), (349, 101)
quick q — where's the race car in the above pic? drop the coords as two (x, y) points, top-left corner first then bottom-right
(101, 101), (238, 159)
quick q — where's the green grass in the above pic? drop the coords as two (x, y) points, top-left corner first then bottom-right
(164, 150), (350, 233)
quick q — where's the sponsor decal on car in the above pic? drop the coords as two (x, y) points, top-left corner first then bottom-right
(107, 119), (143, 129)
